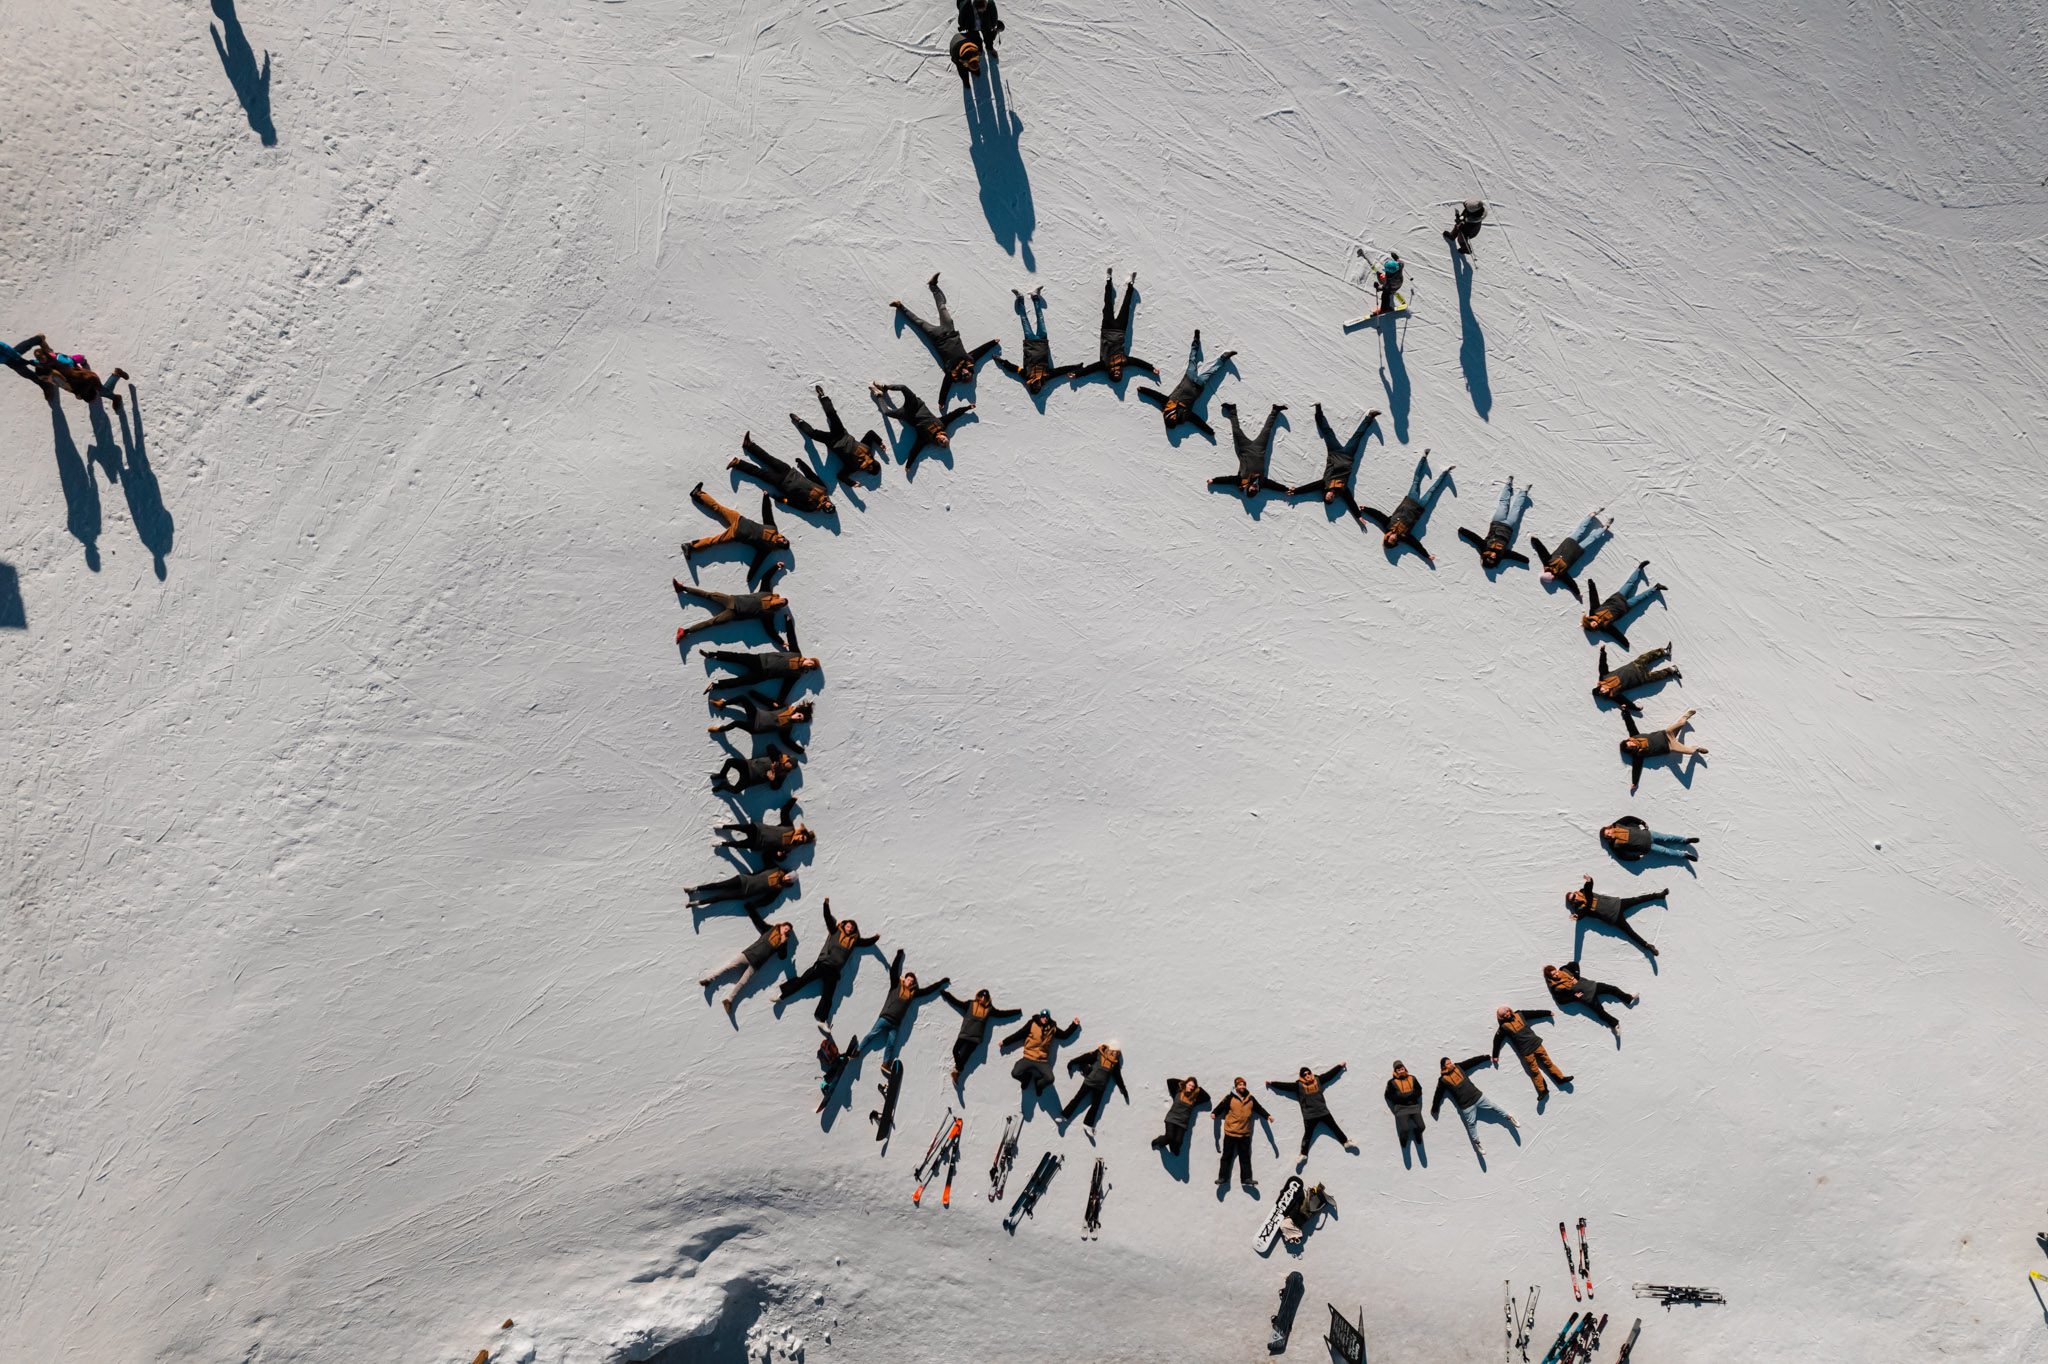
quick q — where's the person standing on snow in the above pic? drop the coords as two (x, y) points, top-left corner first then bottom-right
(1267, 1062), (1354, 1162)
(1491, 1006), (1572, 1098)
(1621, 707), (1708, 793)
(1429, 1054), (1519, 1156)
(1368, 251), (1406, 318)
(956, 0), (1003, 51)
(1599, 814), (1700, 863)
(1443, 199), (1487, 255)
(857, 949), (951, 1060)
(940, 986), (1022, 1084)
(1001, 1009), (1083, 1101)
(1150, 1076), (1211, 1156)
(1211, 1076), (1272, 1189)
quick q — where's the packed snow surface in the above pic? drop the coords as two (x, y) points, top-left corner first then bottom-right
(5, 0), (2047, 1360)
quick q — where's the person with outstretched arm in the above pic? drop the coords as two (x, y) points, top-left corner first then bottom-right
(1001, 1009), (1082, 1100)
(672, 571), (791, 648)
(702, 625), (820, 702)
(941, 987), (1022, 1084)
(1061, 1041), (1130, 1131)
(857, 949), (951, 1060)
(775, 898), (879, 1021)
(1566, 874), (1668, 958)
(1151, 1076), (1211, 1155)
(1544, 961), (1638, 1031)
(1491, 1006), (1571, 1097)
(1384, 1061), (1426, 1161)
(1593, 643), (1681, 715)
(1358, 450), (1455, 560)
(1430, 1055), (1519, 1156)
(711, 745), (798, 796)
(1458, 476), (1534, 569)
(1443, 198), (1487, 255)
(1207, 402), (1289, 498)
(790, 384), (884, 480)
(1212, 1076), (1272, 1189)
(682, 483), (789, 589)
(685, 866), (795, 913)
(730, 434), (834, 514)
(1582, 560), (1666, 646)
(1622, 707), (1708, 792)
(1287, 403), (1379, 512)
(1071, 269), (1156, 383)
(1267, 1062), (1353, 1161)
(992, 287), (1081, 396)
(870, 381), (972, 471)
(698, 906), (796, 1018)
(7, 334), (130, 409)
(1600, 814), (1700, 863)
(713, 798), (814, 865)
(1532, 510), (1613, 601)
(1136, 329), (1235, 437)
(708, 696), (812, 753)
(891, 273), (1000, 402)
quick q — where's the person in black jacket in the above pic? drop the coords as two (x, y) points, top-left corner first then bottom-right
(1211, 1077), (1272, 1189)
(672, 570), (791, 648)
(1430, 1055), (1518, 1156)
(857, 949), (951, 1060)
(1593, 643), (1680, 715)
(682, 483), (789, 588)
(892, 274), (1000, 403)
(1002, 1010), (1083, 1099)
(730, 434), (834, 515)
(1491, 1006), (1571, 1097)
(1531, 510), (1613, 601)
(993, 287), (1081, 396)
(941, 987), (1022, 1084)
(1151, 1076), (1210, 1155)
(713, 798), (814, 865)
(1207, 402), (1289, 498)
(1622, 707), (1707, 792)
(712, 746), (798, 795)
(1358, 451), (1454, 561)
(702, 626), (820, 702)
(1267, 1062), (1353, 1162)
(1061, 1042), (1130, 1130)
(707, 696), (812, 754)
(790, 384), (884, 481)
(1544, 961), (1638, 1031)
(699, 907), (795, 1018)
(1581, 561), (1666, 647)
(870, 381), (973, 470)
(1600, 814), (1699, 863)
(1136, 330), (1235, 438)
(1566, 874), (1667, 958)
(775, 898), (880, 1021)
(1383, 1061), (1428, 1164)
(1443, 198), (1487, 255)
(686, 866), (796, 913)
(1457, 476), (1533, 569)
(1286, 403), (1379, 512)
(956, 0), (1003, 49)
(1071, 269), (1156, 384)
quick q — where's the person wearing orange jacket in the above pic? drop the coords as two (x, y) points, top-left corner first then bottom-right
(1210, 1077), (1272, 1189)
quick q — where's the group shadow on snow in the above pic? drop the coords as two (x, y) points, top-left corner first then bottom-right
(210, 0), (276, 146)
(41, 391), (176, 581)
(961, 56), (1034, 272)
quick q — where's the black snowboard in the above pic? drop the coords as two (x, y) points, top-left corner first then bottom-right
(1268, 1270), (1304, 1353)
(868, 1059), (903, 1140)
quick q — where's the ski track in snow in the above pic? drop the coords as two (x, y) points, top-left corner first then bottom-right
(3, 0), (2046, 1360)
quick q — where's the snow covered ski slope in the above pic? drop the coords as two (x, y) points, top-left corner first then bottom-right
(4, 0), (2047, 1360)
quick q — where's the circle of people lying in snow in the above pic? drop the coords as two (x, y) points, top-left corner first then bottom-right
(678, 252), (1710, 1203)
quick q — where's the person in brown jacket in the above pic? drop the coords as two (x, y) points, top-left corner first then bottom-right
(1491, 1006), (1572, 1098)
(1383, 1061), (1427, 1165)
(1565, 874), (1668, 958)
(1001, 1010), (1082, 1099)
(1151, 1076), (1210, 1156)
(1210, 1076), (1272, 1189)
(1543, 961), (1638, 1031)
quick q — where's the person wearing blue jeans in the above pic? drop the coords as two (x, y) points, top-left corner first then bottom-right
(1137, 329), (1235, 438)
(858, 949), (949, 1061)
(1358, 449), (1455, 561)
(1532, 510), (1613, 599)
(1582, 559), (1666, 646)
(1430, 1055), (1519, 1159)
(1460, 476), (1534, 568)
(1601, 815), (1700, 862)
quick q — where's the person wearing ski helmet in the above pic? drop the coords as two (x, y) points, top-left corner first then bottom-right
(1368, 252), (1405, 318)
(1491, 1006), (1571, 1097)
(1621, 708), (1707, 793)
(699, 906), (796, 1018)
(1565, 874), (1668, 958)
(1001, 1009), (1082, 1099)
(940, 986), (1022, 1083)
(1266, 1062), (1353, 1162)
(949, 28), (983, 83)
(1599, 815), (1700, 863)
(1444, 198), (1486, 254)
(1151, 1076), (1210, 1156)
(1211, 1076), (1272, 1189)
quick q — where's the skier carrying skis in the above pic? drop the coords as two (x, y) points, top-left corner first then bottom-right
(940, 986), (1022, 1084)
(1458, 476), (1534, 569)
(1267, 1063), (1354, 1161)
(1443, 199), (1486, 255)
(1001, 1010), (1083, 1100)
(673, 571), (791, 648)
(1621, 707), (1708, 793)
(712, 798), (814, 865)
(1358, 450), (1455, 560)
(707, 696), (813, 754)
(1136, 330), (1235, 438)
(1599, 814), (1700, 863)
(682, 483), (790, 588)
(1429, 1054), (1519, 1156)
(891, 274), (1000, 402)
(702, 636), (820, 703)
(789, 384), (883, 481)
(1534, 510), (1614, 601)
(1150, 1076), (1210, 1155)
(1491, 1007), (1572, 1098)
(1286, 403), (1379, 512)
(1581, 561), (1666, 647)
(1208, 402), (1289, 499)
(1565, 875), (1668, 958)
(1368, 252), (1405, 318)
(1061, 1041), (1131, 1131)
(698, 906), (796, 1018)
(775, 898), (880, 1021)
(869, 381), (973, 471)
(1593, 643), (1681, 715)
(730, 435), (834, 515)
(1212, 1077), (1272, 1189)
(1544, 961), (1638, 1031)
(1071, 269), (1156, 384)
(1383, 1061), (1427, 1162)
(858, 948), (951, 1060)
(993, 288), (1081, 396)
(685, 866), (795, 913)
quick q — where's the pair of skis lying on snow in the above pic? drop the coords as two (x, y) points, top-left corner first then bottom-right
(895, 1106), (1106, 1235)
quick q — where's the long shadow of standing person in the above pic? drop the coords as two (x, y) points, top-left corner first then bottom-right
(961, 59), (1035, 272)
(115, 392), (174, 579)
(47, 402), (103, 571)
(211, 0), (276, 147)
(1453, 251), (1491, 420)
